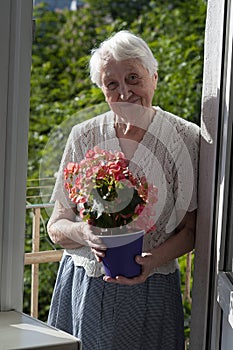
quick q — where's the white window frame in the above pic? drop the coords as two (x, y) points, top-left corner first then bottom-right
(0, 0), (33, 311)
(0, 1), (81, 348)
(1, 0), (232, 349)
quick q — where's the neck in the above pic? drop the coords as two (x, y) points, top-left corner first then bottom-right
(115, 121), (134, 135)
(114, 107), (155, 135)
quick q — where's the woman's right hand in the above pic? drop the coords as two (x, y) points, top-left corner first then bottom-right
(69, 221), (107, 250)
(91, 246), (106, 262)
(47, 200), (106, 251)
(48, 218), (107, 251)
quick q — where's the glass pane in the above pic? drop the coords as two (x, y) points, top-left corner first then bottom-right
(225, 125), (233, 272)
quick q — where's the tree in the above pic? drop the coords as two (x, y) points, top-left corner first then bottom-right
(84, 0), (150, 23)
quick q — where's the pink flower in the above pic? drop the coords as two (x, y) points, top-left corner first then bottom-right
(67, 162), (79, 174)
(96, 166), (108, 179)
(79, 208), (86, 218)
(86, 167), (94, 178)
(85, 149), (96, 159)
(115, 151), (126, 159)
(137, 183), (148, 200)
(108, 161), (126, 180)
(64, 182), (71, 191)
(134, 204), (145, 215)
(128, 173), (138, 187)
(63, 147), (158, 233)
(147, 185), (158, 204)
(76, 195), (87, 204)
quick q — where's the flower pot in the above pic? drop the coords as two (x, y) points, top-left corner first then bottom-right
(99, 230), (145, 278)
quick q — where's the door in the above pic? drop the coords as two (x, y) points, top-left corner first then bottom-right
(190, 0), (233, 349)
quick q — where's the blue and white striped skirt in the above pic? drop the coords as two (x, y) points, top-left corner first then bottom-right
(47, 255), (184, 350)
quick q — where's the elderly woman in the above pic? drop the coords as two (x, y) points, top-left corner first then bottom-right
(47, 31), (199, 350)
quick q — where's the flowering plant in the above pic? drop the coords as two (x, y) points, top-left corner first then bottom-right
(64, 146), (158, 234)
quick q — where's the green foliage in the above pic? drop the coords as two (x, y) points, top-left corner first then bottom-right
(179, 253), (194, 342)
(85, 0), (151, 23)
(130, 0), (206, 121)
(29, 0), (206, 181)
(25, 0), (206, 330)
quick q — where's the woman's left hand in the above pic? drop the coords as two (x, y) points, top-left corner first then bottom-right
(95, 210), (197, 285)
(103, 252), (154, 285)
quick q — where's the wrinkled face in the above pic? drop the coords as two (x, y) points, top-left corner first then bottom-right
(101, 58), (158, 110)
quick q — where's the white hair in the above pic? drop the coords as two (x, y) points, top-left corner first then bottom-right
(89, 30), (158, 87)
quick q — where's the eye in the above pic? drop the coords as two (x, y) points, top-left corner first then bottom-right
(127, 74), (139, 84)
(107, 81), (118, 90)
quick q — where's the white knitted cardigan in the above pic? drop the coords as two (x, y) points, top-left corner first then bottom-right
(51, 106), (200, 277)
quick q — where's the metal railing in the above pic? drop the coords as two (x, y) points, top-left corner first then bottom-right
(24, 203), (193, 319)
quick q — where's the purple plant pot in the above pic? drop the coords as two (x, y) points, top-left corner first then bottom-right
(99, 230), (145, 278)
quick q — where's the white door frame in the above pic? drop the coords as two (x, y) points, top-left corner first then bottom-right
(0, 0), (33, 311)
(190, 0), (233, 348)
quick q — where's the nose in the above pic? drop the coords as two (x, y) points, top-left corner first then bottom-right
(118, 83), (131, 101)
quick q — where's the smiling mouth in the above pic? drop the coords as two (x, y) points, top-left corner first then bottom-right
(122, 98), (141, 104)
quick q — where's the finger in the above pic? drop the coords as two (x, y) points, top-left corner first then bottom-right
(103, 274), (145, 285)
(91, 247), (106, 257)
(135, 255), (144, 265)
(91, 240), (107, 250)
(115, 275), (146, 285)
(94, 254), (102, 263)
(103, 276), (116, 283)
(81, 223), (108, 249)
(88, 241), (106, 250)
(135, 253), (153, 265)
(84, 231), (107, 249)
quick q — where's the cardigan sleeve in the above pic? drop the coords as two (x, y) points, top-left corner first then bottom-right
(173, 121), (200, 213)
(50, 125), (84, 208)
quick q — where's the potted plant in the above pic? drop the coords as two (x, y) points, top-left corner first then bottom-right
(64, 146), (158, 278)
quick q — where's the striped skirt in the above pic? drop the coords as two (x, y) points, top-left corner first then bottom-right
(47, 255), (185, 350)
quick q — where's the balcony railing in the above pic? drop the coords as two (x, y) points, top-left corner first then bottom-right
(24, 203), (193, 319)
(24, 203), (62, 318)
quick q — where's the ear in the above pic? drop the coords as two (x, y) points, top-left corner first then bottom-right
(153, 72), (158, 89)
